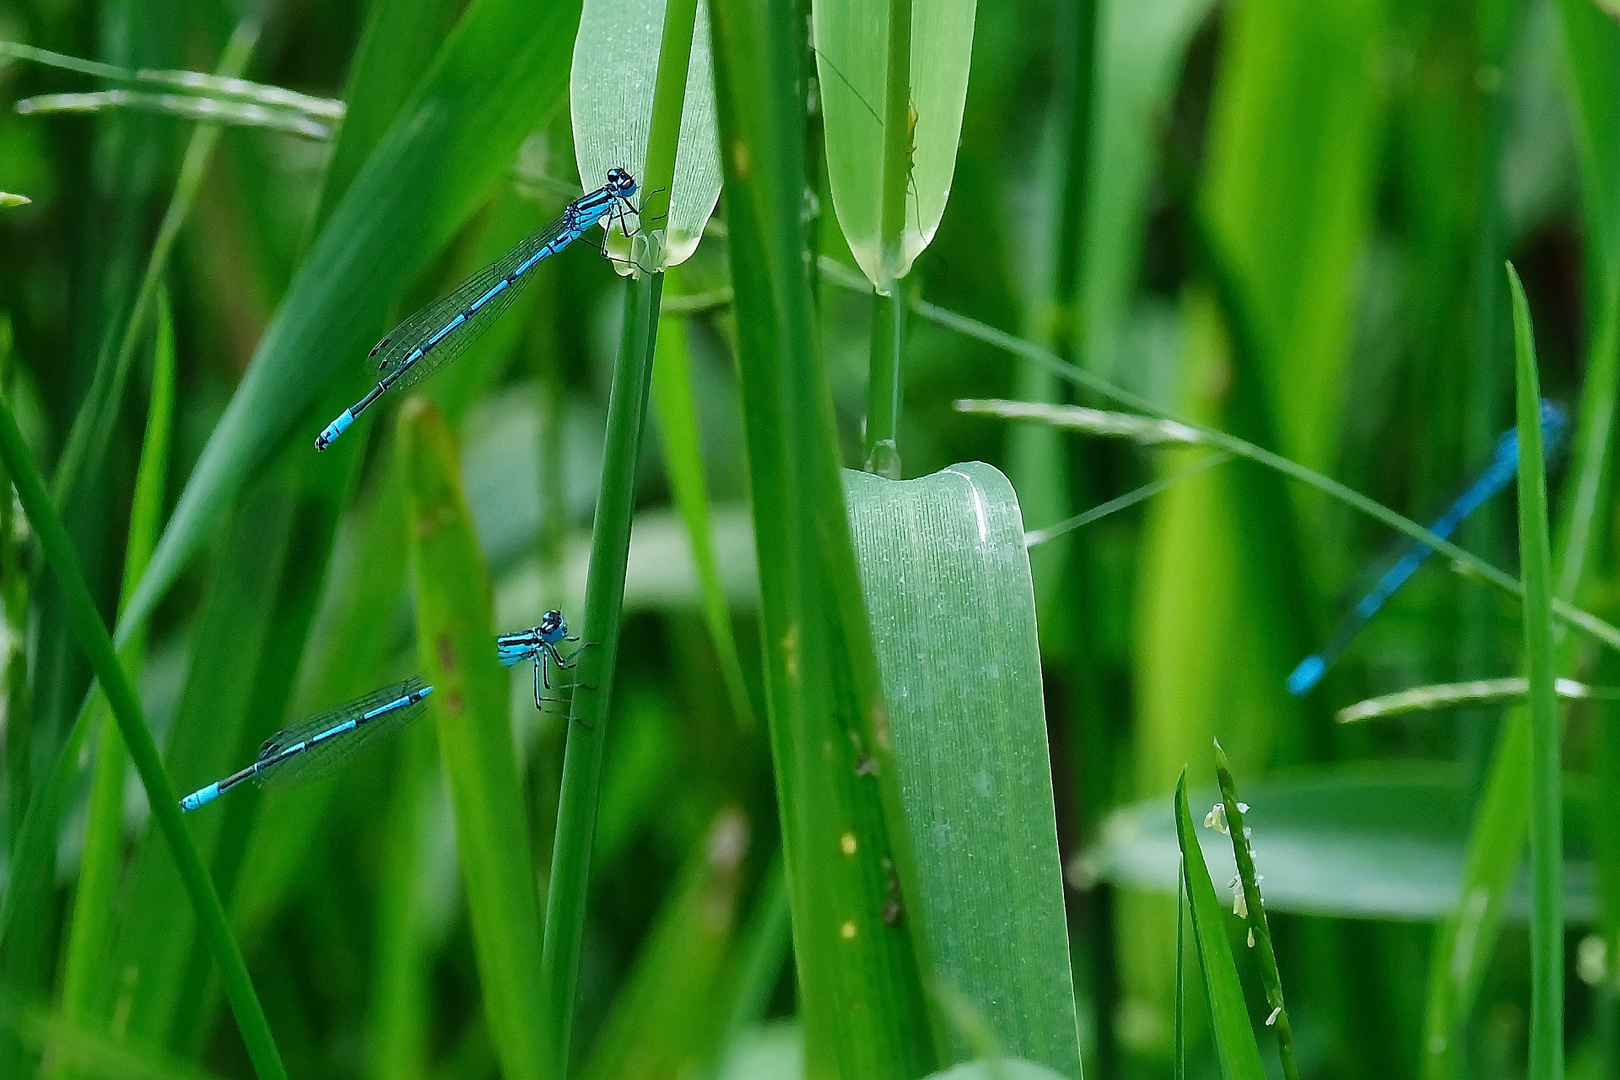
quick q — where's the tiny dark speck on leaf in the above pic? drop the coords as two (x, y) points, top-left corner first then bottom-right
(436, 634), (457, 671)
(881, 856), (904, 927)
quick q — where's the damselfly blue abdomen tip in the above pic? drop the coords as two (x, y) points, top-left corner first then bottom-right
(1287, 655), (1325, 697)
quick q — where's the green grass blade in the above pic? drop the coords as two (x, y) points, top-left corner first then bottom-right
(117, 0), (586, 644)
(709, 1), (936, 1074)
(571, 0), (721, 269)
(813, 0), (976, 284)
(843, 462), (1082, 1076)
(1509, 265), (1563, 1080)
(1418, 11), (1620, 1046)
(719, 853), (793, 1040)
(1079, 0), (1216, 380)
(49, 20), (256, 512)
(313, 0), (462, 230)
(0, 394), (286, 1080)
(1212, 742), (1299, 1080)
(399, 399), (546, 1080)
(580, 808), (751, 1080)
(541, 269), (662, 1076)
(651, 314), (757, 730)
(1092, 765), (1587, 922)
(1175, 870), (1186, 1080)
(113, 489), (294, 1050)
(0, 991), (225, 1080)
(53, 285), (176, 1064)
(540, 2), (696, 1068)
(364, 721), (436, 1080)
(1173, 771), (1265, 1080)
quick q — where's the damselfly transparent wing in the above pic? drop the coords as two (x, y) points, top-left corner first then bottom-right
(373, 213), (579, 392)
(252, 677), (431, 789)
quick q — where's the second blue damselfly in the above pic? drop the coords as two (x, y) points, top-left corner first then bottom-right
(1288, 400), (1568, 695)
(181, 611), (583, 812)
(315, 168), (641, 451)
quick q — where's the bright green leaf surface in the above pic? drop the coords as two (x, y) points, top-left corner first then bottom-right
(572, 0), (721, 269)
(923, 1061), (1076, 1080)
(814, 0), (977, 285)
(844, 462), (1082, 1077)
(400, 399), (546, 1080)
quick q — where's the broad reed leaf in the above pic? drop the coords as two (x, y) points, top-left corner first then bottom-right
(571, 0), (721, 270)
(843, 462), (1081, 1076)
(923, 1062), (1074, 1080)
(1173, 772), (1265, 1080)
(813, 0), (977, 285)
(119, 0), (585, 642)
(399, 399), (546, 1080)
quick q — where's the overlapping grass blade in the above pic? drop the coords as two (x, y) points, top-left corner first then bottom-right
(1419, 11), (1620, 1066)
(710, 0), (937, 1074)
(651, 314), (756, 729)
(540, 1), (696, 1070)
(52, 285), (175, 1071)
(0, 395), (286, 1080)
(1173, 771), (1265, 1080)
(580, 808), (751, 1080)
(117, 0), (587, 644)
(1508, 266), (1564, 1080)
(50, 21), (257, 512)
(400, 399), (546, 1080)
(1212, 743), (1299, 1080)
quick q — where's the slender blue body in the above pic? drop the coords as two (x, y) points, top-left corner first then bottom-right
(1287, 400), (1568, 696)
(315, 169), (640, 451)
(180, 612), (582, 812)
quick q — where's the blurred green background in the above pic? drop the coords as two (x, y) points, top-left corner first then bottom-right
(1, 0), (1619, 1077)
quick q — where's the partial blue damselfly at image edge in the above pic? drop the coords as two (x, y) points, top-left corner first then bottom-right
(314, 167), (642, 451)
(1288, 399), (1569, 696)
(180, 611), (584, 812)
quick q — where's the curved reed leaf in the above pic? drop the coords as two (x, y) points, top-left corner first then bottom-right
(571, 0), (721, 270)
(813, 0), (976, 285)
(844, 462), (1082, 1076)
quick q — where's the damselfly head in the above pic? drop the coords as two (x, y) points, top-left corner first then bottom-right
(606, 167), (637, 198)
(538, 609), (566, 642)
